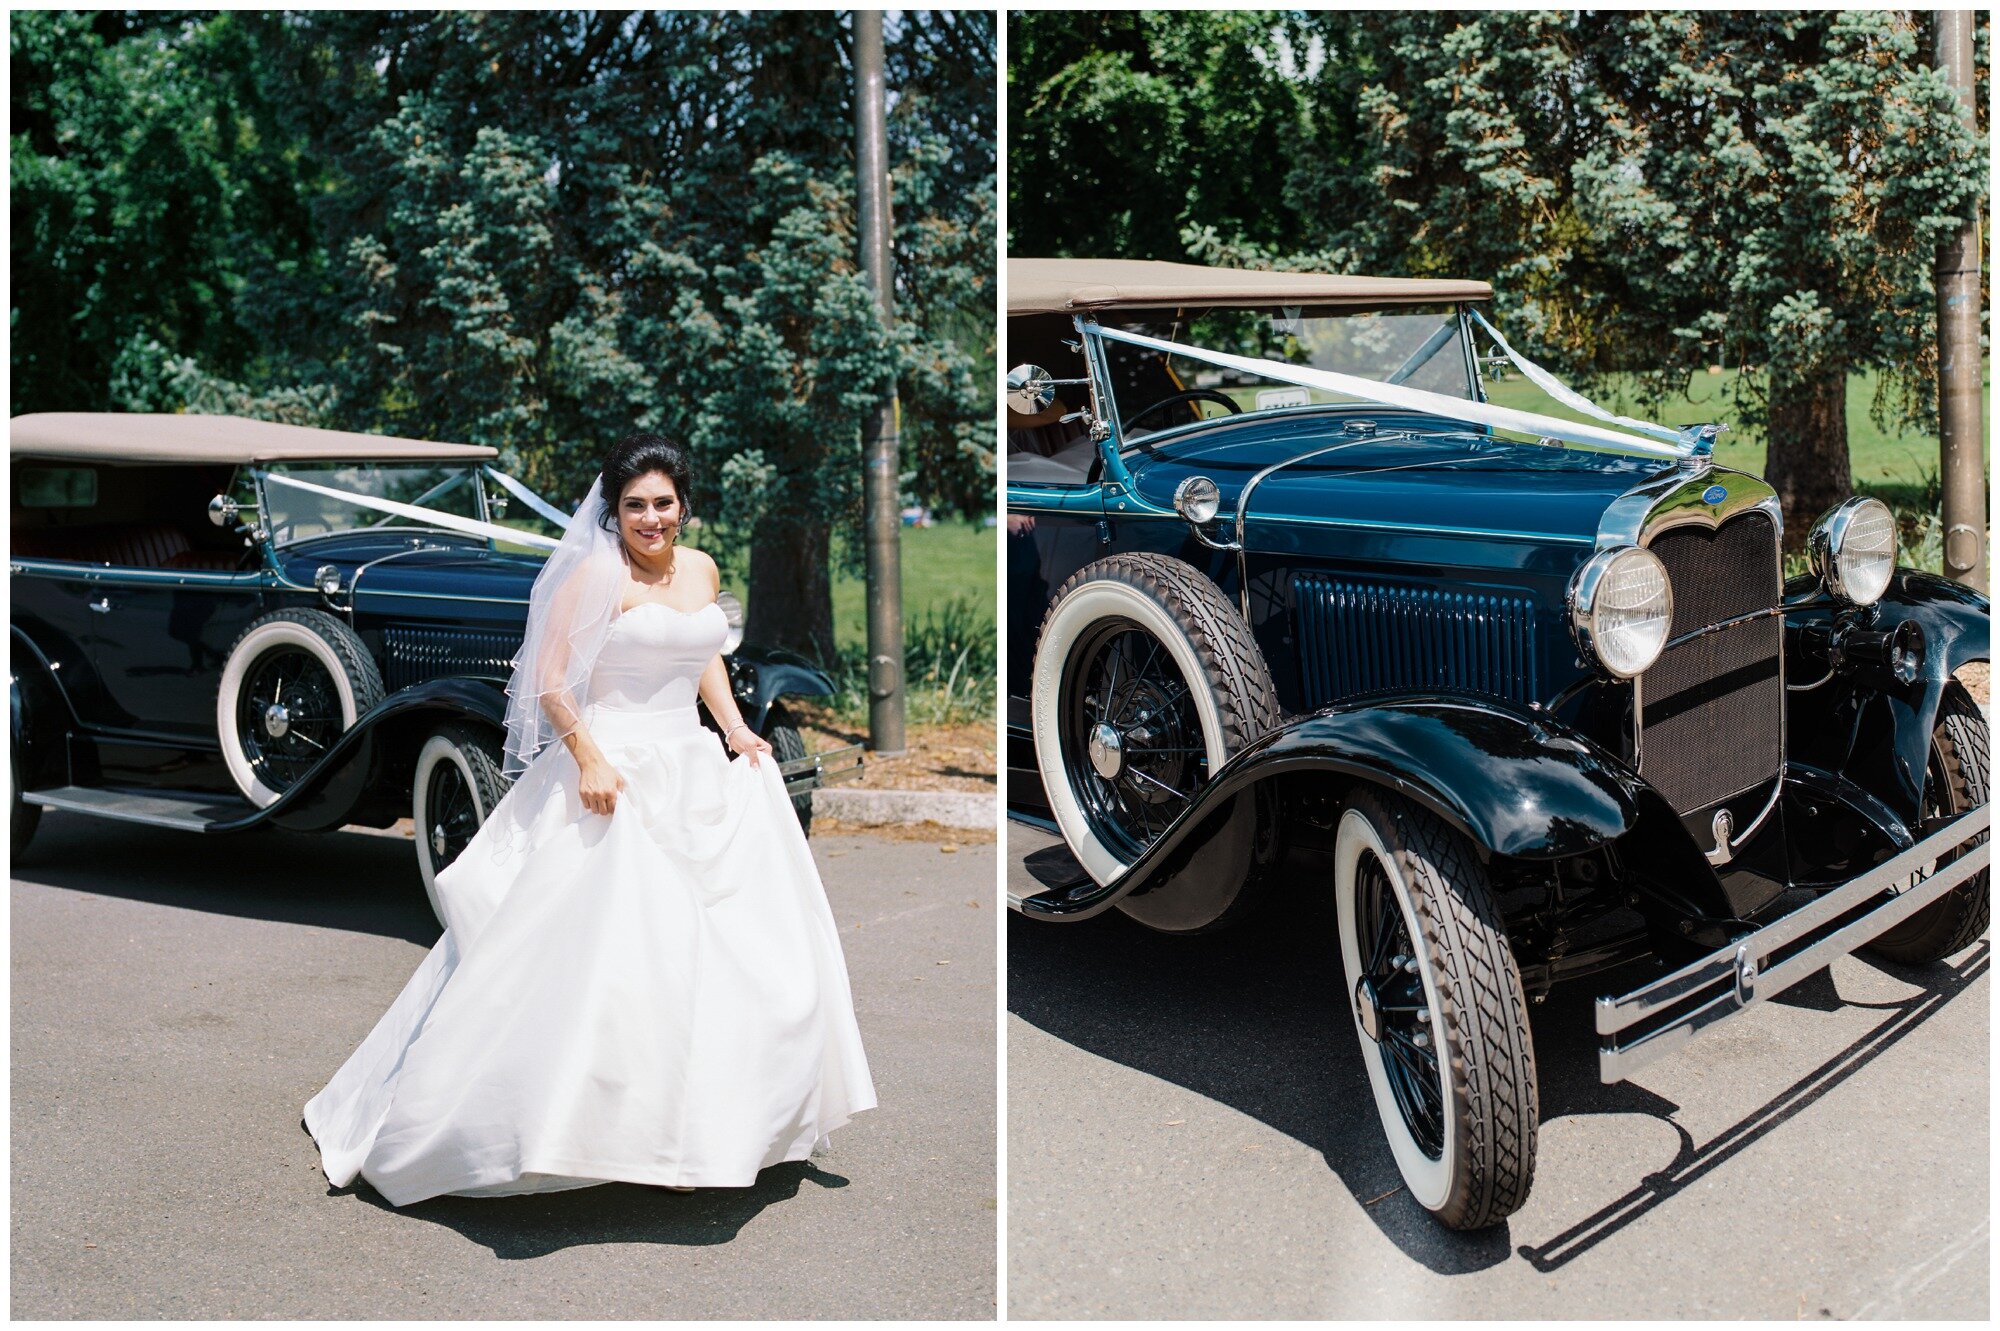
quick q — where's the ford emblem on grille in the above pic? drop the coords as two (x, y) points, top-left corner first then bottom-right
(1702, 483), (1728, 504)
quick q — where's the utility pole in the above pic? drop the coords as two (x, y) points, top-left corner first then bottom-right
(854, 10), (906, 753)
(1935, 9), (1986, 592)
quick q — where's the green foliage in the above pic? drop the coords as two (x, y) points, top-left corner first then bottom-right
(12, 10), (995, 659)
(10, 11), (320, 415)
(1008, 11), (1315, 260)
(1013, 11), (1988, 533)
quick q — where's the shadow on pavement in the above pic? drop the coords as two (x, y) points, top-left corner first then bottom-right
(330, 1161), (851, 1256)
(13, 810), (440, 947)
(1518, 943), (1989, 1271)
(1007, 828), (1988, 1277)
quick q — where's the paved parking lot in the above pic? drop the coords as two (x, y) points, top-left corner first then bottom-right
(1007, 824), (1988, 1320)
(12, 813), (996, 1320)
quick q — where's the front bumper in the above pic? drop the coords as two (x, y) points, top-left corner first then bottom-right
(779, 742), (864, 797)
(1596, 804), (1989, 1082)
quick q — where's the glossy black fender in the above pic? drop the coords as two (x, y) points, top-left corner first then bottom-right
(1784, 569), (1990, 831)
(10, 628), (71, 792)
(216, 676), (509, 834)
(727, 645), (835, 732)
(1019, 693), (1727, 924)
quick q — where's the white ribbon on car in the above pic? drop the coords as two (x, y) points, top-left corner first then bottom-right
(1464, 308), (1686, 446)
(1090, 322), (1690, 460)
(481, 466), (580, 530)
(257, 470), (563, 550)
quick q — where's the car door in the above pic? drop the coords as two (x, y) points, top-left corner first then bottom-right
(85, 566), (272, 742)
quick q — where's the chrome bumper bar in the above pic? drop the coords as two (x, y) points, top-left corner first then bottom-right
(1597, 805), (1989, 1082)
(780, 742), (864, 797)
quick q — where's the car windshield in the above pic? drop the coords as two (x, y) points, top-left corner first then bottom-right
(1100, 304), (1477, 441)
(257, 462), (489, 547)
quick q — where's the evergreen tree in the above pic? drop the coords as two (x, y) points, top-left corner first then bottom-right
(11, 10), (994, 663)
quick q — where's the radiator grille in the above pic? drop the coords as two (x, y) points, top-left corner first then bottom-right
(1639, 512), (1783, 812)
(1293, 574), (1539, 707)
(381, 625), (523, 692)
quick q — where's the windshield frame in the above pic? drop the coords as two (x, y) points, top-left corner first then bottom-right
(1089, 301), (1489, 459)
(249, 460), (499, 551)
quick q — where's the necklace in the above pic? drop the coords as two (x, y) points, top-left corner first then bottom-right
(621, 544), (676, 595)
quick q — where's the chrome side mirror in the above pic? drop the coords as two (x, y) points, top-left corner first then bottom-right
(1007, 364), (1055, 415)
(208, 494), (240, 527)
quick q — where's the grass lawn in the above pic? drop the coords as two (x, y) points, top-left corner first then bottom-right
(1482, 362), (1991, 506)
(829, 519), (996, 654)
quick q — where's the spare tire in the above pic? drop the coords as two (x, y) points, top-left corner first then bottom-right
(217, 608), (384, 806)
(1031, 552), (1280, 891)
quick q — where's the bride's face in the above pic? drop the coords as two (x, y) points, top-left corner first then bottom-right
(617, 471), (682, 560)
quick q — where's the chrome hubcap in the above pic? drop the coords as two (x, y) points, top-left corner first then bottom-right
(431, 823), (448, 858)
(1087, 722), (1123, 779)
(263, 703), (291, 738)
(1354, 975), (1384, 1043)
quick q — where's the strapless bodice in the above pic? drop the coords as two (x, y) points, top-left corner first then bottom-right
(585, 599), (729, 713)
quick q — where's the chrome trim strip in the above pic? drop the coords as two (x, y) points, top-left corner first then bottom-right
(1597, 805), (1989, 1081)
(1661, 605), (1786, 650)
(10, 557), (266, 588)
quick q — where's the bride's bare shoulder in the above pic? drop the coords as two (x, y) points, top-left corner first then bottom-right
(678, 545), (720, 593)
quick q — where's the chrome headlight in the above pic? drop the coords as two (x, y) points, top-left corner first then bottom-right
(1173, 475), (1221, 525)
(1808, 496), (1896, 607)
(716, 589), (746, 655)
(1570, 545), (1674, 679)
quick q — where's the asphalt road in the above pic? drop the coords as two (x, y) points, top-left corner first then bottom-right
(12, 812), (996, 1320)
(1007, 824), (1989, 1320)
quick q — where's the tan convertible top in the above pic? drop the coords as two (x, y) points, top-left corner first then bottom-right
(1009, 258), (1491, 316)
(9, 413), (499, 465)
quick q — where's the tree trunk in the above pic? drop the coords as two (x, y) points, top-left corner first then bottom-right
(1762, 370), (1852, 550)
(747, 517), (838, 666)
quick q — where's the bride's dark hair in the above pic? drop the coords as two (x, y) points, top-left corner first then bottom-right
(597, 432), (695, 534)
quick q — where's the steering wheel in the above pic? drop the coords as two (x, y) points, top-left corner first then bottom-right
(1121, 388), (1243, 436)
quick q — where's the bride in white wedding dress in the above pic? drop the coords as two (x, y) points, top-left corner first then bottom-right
(304, 434), (875, 1206)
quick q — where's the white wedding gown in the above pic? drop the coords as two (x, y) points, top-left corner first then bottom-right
(304, 599), (876, 1205)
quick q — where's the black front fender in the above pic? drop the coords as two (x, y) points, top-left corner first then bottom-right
(729, 645), (835, 731)
(225, 676), (508, 834)
(1785, 569), (1989, 829)
(1020, 694), (1659, 923)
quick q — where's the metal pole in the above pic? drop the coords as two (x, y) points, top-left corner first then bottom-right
(854, 10), (906, 753)
(1935, 9), (1986, 592)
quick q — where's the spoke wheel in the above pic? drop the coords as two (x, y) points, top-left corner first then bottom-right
(1031, 553), (1280, 915)
(1352, 852), (1445, 1158)
(413, 724), (509, 928)
(218, 609), (383, 807)
(1059, 619), (1205, 862)
(237, 647), (343, 791)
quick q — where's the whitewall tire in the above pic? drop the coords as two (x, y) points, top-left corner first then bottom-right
(1334, 788), (1538, 1229)
(412, 724), (509, 928)
(217, 609), (383, 806)
(1031, 552), (1279, 887)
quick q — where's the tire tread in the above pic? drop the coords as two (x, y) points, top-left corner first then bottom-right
(1355, 788), (1539, 1229)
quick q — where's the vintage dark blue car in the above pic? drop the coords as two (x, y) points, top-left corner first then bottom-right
(1005, 258), (1989, 1229)
(10, 413), (857, 924)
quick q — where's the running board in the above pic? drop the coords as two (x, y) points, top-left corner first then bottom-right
(21, 785), (252, 833)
